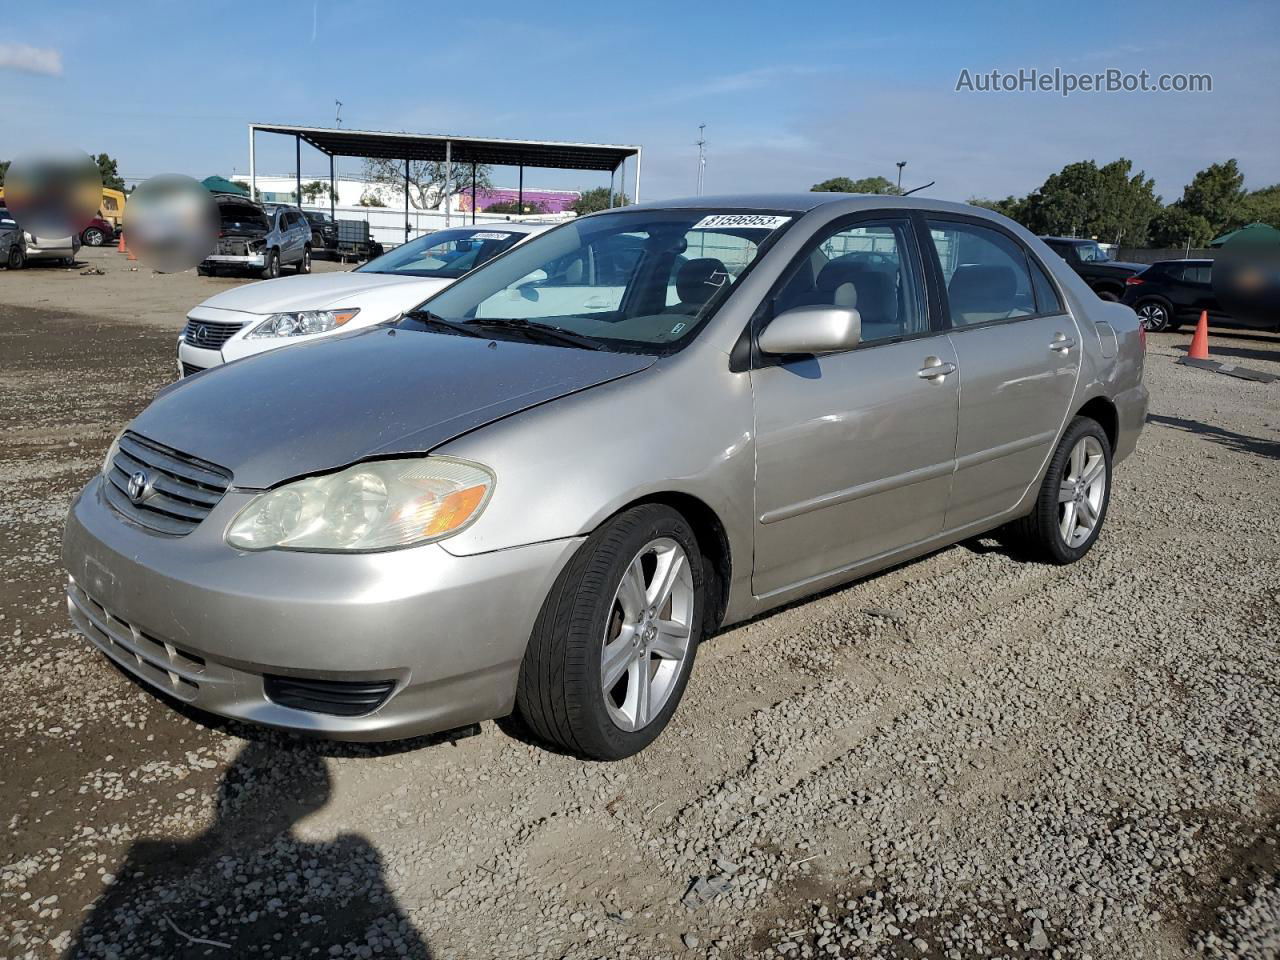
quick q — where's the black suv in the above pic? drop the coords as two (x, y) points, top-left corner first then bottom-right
(1120, 259), (1280, 333)
(1039, 237), (1146, 301)
(303, 211), (338, 255)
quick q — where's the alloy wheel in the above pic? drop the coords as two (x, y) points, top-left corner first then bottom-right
(1058, 435), (1107, 548)
(1137, 303), (1169, 332)
(600, 537), (695, 732)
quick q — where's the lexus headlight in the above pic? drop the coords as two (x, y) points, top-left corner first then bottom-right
(246, 308), (359, 339)
(226, 457), (493, 552)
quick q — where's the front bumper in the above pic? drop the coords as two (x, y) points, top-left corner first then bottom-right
(203, 254), (266, 268)
(63, 476), (581, 740)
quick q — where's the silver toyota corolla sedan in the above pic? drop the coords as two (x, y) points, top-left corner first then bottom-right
(63, 194), (1148, 760)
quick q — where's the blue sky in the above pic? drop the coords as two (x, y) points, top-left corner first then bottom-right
(3, 0), (1277, 203)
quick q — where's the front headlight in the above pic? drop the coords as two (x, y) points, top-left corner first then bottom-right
(100, 432), (123, 477)
(225, 456), (493, 552)
(246, 308), (360, 339)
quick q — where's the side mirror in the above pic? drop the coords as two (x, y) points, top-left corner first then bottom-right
(758, 305), (861, 356)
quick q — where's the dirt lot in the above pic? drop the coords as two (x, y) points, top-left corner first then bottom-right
(1, 247), (1278, 960)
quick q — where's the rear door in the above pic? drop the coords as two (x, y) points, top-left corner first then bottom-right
(923, 217), (1080, 530)
(750, 214), (958, 597)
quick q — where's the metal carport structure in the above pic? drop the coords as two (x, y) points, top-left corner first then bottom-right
(247, 123), (642, 241)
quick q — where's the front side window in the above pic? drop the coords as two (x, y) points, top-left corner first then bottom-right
(771, 219), (927, 343)
(359, 227), (529, 279)
(413, 210), (794, 352)
(928, 220), (1035, 326)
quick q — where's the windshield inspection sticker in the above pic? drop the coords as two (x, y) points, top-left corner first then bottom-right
(471, 232), (515, 240)
(691, 214), (792, 231)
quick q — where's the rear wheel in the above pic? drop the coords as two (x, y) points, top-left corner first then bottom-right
(261, 249), (280, 279)
(1095, 288), (1121, 302)
(516, 504), (704, 760)
(83, 227), (105, 246)
(1135, 298), (1173, 332)
(295, 245), (312, 274)
(197, 264), (213, 277)
(1010, 416), (1112, 565)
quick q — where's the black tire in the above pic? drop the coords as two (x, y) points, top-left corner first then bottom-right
(1134, 298), (1173, 332)
(197, 264), (213, 277)
(7, 245), (25, 269)
(1010, 416), (1112, 565)
(515, 504), (705, 760)
(1095, 288), (1121, 303)
(261, 249), (280, 279)
(82, 227), (105, 247)
(296, 245), (312, 274)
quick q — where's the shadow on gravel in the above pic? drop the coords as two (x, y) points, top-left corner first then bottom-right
(64, 741), (434, 959)
(1180, 342), (1280, 365)
(1147, 413), (1280, 461)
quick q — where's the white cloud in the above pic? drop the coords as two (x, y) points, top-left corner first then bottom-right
(0, 43), (62, 77)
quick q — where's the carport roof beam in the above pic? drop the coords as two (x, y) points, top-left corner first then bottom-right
(248, 123), (641, 174)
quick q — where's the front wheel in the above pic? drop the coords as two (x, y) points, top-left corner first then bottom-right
(1010, 416), (1112, 565)
(261, 249), (280, 279)
(7, 245), (25, 269)
(515, 504), (704, 760)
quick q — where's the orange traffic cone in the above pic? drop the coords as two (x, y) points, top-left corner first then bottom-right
(1187, 310), (1210, 360)
(117, 232), (126, 253)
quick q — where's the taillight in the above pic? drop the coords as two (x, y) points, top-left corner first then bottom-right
(1125, 276), (1144, 286)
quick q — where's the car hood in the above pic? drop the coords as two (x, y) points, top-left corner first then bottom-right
(131, 328), (657, 488)
(198, 271), (447, 313)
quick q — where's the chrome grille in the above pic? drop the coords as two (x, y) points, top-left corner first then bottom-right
(103, 432), (232, 535)
(181, 318), (244, 349)
(67, 580), (204, 702)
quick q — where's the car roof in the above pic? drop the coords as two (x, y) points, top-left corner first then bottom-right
(622, 193), (1003, 220)
(1039, 236), (1091, 244)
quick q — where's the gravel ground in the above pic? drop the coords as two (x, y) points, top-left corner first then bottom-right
(1, 250), (1278, 960)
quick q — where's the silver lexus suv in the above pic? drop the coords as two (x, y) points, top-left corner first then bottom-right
(199, 197), (312, 279)
(64, 194), (1147, 760)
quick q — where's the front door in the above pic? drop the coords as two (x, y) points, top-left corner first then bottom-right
(751, 216), (959, 598)
(922, 217), (1082, 529)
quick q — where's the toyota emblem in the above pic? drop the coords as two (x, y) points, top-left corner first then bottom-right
(126, 470), (152, 504)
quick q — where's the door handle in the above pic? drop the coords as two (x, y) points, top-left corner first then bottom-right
(1049, 333), (1075, 353)
(917, 358), (956, 381)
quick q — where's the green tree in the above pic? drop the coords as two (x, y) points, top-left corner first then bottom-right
(970, 195), (1028, 221)
(811, 175), (902, 195)
(94, 153), (125, 191)
(1148, 206), (1213, 248)
(1018, 159), (1160, 243)
(571, 187), (629, 216)
(299, 180), (335, 203)
(1237, 184), (1280, 230)
(358, 190), (387, 208)
(361, 158), (492, 210)
(1176, 160), (1245, 234)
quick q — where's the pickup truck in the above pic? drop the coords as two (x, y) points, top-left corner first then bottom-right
(1039, 236), (1146, 301)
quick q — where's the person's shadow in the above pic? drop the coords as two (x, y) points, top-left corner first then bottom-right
(65, 741), (433, 959)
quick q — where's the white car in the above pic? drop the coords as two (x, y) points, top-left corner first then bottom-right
(178, 222), (551, 376)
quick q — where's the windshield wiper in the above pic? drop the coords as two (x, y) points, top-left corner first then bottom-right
(471, 318), (605, 351)
(401, 309), (488, 338)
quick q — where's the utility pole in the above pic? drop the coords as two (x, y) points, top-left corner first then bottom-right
(334, 100), (344, 209)
(696, 124), (706, 196)
(896, 161), (906, 192)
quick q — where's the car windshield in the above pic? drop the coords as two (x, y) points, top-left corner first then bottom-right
(359, 227), (530, 279)
(1077, 241), (1112, 262)
(406, 209), (794, 352)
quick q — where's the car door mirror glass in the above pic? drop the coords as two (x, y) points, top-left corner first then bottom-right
(759, 305), (862, 355)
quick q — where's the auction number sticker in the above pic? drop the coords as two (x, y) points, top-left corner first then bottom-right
(690, 214), (792, 231)
(471, 232), (515, 240)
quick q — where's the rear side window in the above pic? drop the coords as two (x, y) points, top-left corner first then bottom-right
(1029, 256), (1064, 314)
(927, 220), (1035, 326)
